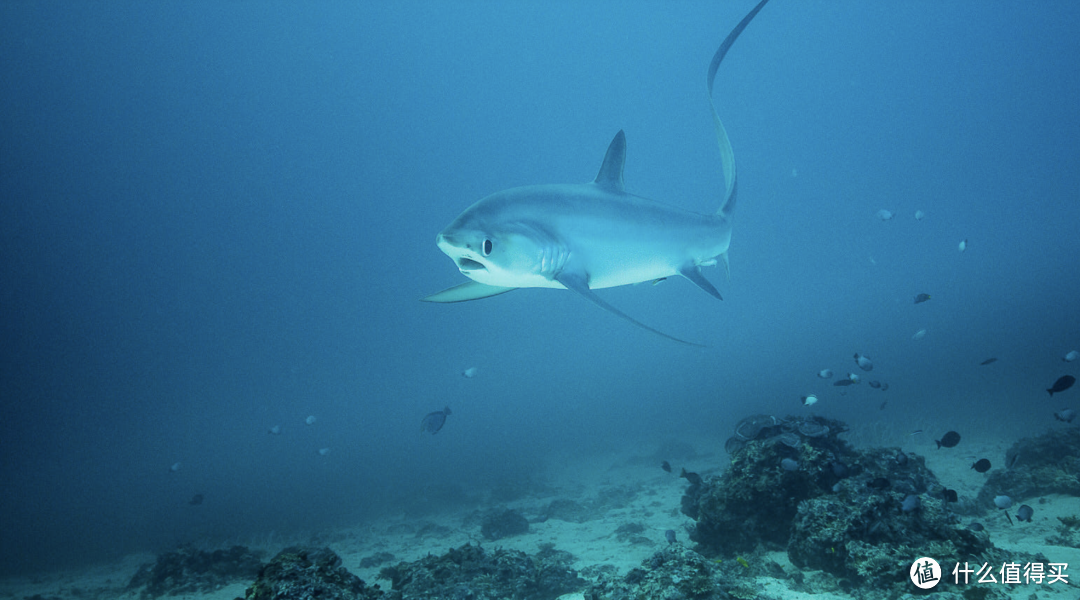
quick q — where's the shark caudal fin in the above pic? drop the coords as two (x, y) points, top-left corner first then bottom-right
(708, 0), (770, 221)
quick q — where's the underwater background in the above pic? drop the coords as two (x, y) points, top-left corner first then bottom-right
(2, 0), (1079, 579)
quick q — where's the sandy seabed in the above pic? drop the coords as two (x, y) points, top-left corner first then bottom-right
(3, 435), (1079, 600)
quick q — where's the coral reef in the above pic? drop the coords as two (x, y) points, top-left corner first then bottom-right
(125, 544), (264, 599)
(378, 543), (584, 600)
(244, 546), (382, 600)
(684, 415), (854, 555)
(583, 544), (774, 600)
(976, 426), (1080, 507)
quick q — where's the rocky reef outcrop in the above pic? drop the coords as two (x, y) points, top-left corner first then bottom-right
(244, 546), (382, 600)
(125, 544), (264, 599)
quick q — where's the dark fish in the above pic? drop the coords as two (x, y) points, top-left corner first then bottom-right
(1048, 375), (1076, 397)
(942, 489), (958, 503)
(979, 358), (998, 366)
(971, 458), (991, 473)
(680, 468), (703, 487)
(901, 494), (920, 512)
(867, 477), (890, 490)
(661, 461), (672, 473)
(868, 380), (882, 389)
(1016, 505), (1034, 522)
(833, 379), (854, 387)
(1054, 409), (1077, 423)
(936, 431), (961, 449)
(664, 529), (677, 544)
(967, 522), (984, 531)
(894, 451), (909, 467)
(781, 458), (799, 472)
(189, 493), (204, 506)
(420, 406), (452, 434)
(914, 293), (931, 304)
(830, 461), (848, 478)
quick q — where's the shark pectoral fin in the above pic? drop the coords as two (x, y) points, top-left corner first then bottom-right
(421, 281), (517, 303)
(555, 271), (705, 347)
(679, 264), (723, 301)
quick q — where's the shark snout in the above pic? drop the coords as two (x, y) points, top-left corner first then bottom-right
(436, 232), (488, 273)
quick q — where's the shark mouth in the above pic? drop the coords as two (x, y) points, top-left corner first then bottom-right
(456, 258), (486, 272)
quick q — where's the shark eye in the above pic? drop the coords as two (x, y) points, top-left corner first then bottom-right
(482, 239), (493, 256)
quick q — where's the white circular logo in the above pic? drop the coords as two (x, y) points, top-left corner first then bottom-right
(910, 557), (941, 589)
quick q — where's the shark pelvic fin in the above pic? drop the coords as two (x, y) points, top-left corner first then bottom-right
(592, 130), (626, 193)
(422, 281), (516, 303)
(679, 264), (723, 301)
(555, 270), (705, 347)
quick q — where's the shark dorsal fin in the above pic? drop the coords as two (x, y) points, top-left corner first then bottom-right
(593, 130), (626, 193)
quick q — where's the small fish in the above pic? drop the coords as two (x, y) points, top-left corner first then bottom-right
(879, 382), (889, 391)
(993, 495), (1013, 510)
(1065, 350), (1080, 362)
(189, 493), (204, 506)
(979, 358), (998, 366)
(868, 380), (881, 389)
(736, 556), (750, 569)
(420, 406), (452, 434)
(914, 210), (925, 220)
(268, 425), (282, 435)
(971, 459), (991, 473)
(833, 379), (854, 387)
(801, 394), (818, 407)
(830, 461), (848, 477)
(817, 369), (833, 379)
(901, 494), (920, 513)
(878, 400), (887, 410)
(914, 293), (931, 304)
(1054, 409), (1077, 423)
(867, 477), (891, 490)
(1016, 505), (1034, 522)
(305, 415), (317, 425)
(661, 461), (672, 473)
(664, 529), (677, 544)
(936, 431), (961, 449)
(854, 353), (874, 371)
(461, 366), (478, 378)
(958, 238), (968, 252)
(912, 329), (927, 340)
(1048, 375), (1076, 397)
(942, 489), (958, 503)
(680, 468), (703, 487)
(908, 429), (923, 436)
(318, 447), (331, 456)
(847, 373), (861, 384)
(967, 522), (984, 531)
(894, 451), (908, 467)
(169, 462), (182, 473)
(781, 458), (799, 472)
(876, 209), (894, 221)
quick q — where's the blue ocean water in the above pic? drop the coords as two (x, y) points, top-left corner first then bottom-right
(1, 0), (1078, 577)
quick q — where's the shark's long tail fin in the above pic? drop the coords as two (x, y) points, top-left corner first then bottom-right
(708, 0), (770, 220)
